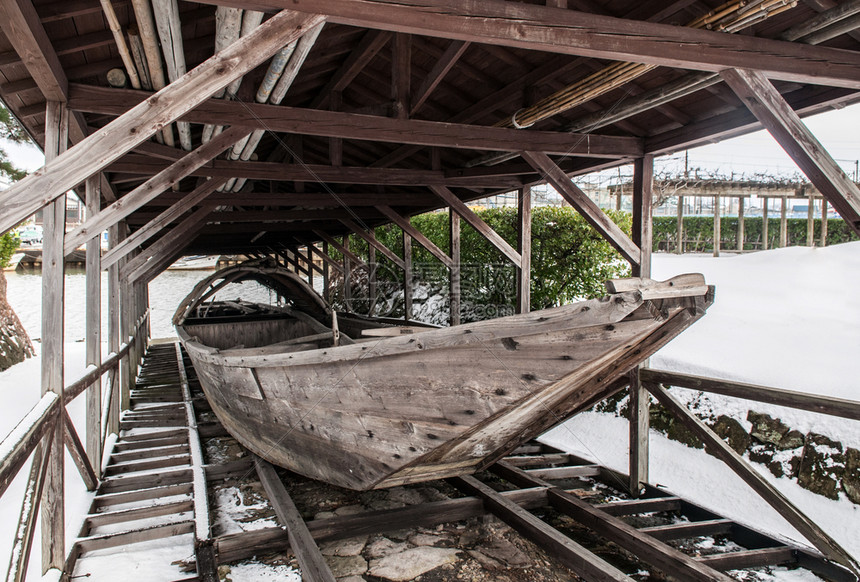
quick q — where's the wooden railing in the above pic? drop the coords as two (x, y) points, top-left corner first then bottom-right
(0, 310), (149, 581)
(639, 367), (860, 576)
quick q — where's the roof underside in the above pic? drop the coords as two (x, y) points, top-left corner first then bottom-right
(1, 0), (859, 260)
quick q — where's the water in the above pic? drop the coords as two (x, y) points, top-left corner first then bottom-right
(4, 268), (268, 341)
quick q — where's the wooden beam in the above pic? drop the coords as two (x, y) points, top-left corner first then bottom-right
(449, 210), (460, 326)
(0, 395), (59, 499)
(339, 219), (406, 269)
(430, 186), (521, 265)
(62, 409), (98, 491)
(64, 128), (247, 254)
(411, 40), (468, 115)
(85, 175), (101, 469)
(41, 101), (67, 573)
(101, 178), (229, 271)
(646, 382), (860, 575)
(309, 30), (392, 110)
(450, 476), (634, 582)
(0, 10), (327, 236)
(203, 0), (860, 89)
(721, 68), (860, 235)
(124, 207), (214, 281)
(628, 367), (649, 497)
(492, 463), (735, 582)
(392, 33), (411, 119)
(403, 232), (413, 320)
(68, 84), (644, 159)
(376, 205), (453, 268)
(640, 368), (860, 421)
(516, 186), (531, 314)
(631, 155), (653, 277)
(313, 230), (368, 269)
(5, 433), (52, 582)
(522, 151), (639, 265)
(105, 154), (523, 188)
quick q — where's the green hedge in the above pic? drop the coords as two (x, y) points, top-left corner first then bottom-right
(652, 216), (858, 252)
(326, 206), (632, 320)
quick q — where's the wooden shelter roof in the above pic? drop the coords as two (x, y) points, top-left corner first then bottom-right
(1, 0), (860, 264)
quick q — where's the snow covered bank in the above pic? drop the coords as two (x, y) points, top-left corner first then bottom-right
(541, 242), (860, 563)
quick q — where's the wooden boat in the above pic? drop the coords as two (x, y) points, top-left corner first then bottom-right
(175, 261), (713, 490)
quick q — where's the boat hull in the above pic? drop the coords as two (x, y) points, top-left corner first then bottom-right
(180, 289), (712, 490)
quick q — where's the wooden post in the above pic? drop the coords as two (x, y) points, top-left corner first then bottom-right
(713, 194), (721, 257)
(632, 155), (653, 277)
(629, 155), (652, 496)
(368, 245), (376, 315)
(120, 241), (133, 412)
(676, 195), (684, 254)
(780, 197), (788, 247)
(821, 199), (828, 247)
(737, 196), (745, 252)
(322, 241), (330, 303)
(41, 100), (68, 574)
(403, 232), (413, 321)
(306, 247), (315, 287)
(761, 197), (769, 251)
(85, 175), (102, 470)
(807, 195), (815, 246)
(449, 209), (461, 326)
(342, 236), (351, 312)
(108, 223), (123, 436)
(516, 186), (531, 314)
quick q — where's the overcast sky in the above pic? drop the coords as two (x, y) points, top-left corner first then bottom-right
(3, 101), (859, 183)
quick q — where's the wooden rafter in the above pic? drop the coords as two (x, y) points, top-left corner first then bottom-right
(522, 151), (640, 265)
(375, 205), (453, 268)
(720, 68), (860, 235)
(195, 0), (860, 89)
(339, 218), (406, 269)
(67, 84), (643, 158)
(0, 10), (327, 236)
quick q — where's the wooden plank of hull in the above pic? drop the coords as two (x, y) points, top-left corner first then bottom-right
(181, 291), (712, 490)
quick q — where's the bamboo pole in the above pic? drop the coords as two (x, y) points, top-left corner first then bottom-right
(151, 0), (192, 150)
(99, 0), (141, 89)
(130, 0), (173, 146)
(201, 6), (242, 144)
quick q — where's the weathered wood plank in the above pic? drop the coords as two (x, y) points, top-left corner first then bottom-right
(517, 186), (531, 314)
(255, 457), (337, 582)
(69, 84), (643, 159)
(697, 548), (796, 571)
(198, 0), (860, 88)
(411, 40), (468, 115)
(647, 382), (860, 574)
(85, 174), (102, 470)
(638, 519), (734, 542)
(0, 10), (327, 235)
(41, 101), (68, 573)
(720, 68), (860, 235)
(62, 409), (99, 491)
(449, 209), (460, 326)
(640, 368), (860, 421)
(522, 151), (640, 264)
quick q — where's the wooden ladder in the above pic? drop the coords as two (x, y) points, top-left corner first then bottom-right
(64, 343), (214, 581)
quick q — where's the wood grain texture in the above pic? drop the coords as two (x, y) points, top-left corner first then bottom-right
(194, 0), (860, 88)
(0, 10), (326, 235)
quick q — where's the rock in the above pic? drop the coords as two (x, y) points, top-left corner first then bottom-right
(407, 533), (447, 547)
(778, 430), (805, 451)
(458, 528), (481, 547)
(217, 564), (231, 581)
(387, 487), (426, 506)
(842, 448), (860, 505)
(320, 535), (368, 557)
(711, 415), (750, 454)
(365, 537), (409, 559)
(748, 443), (775, 465)
(368, 547), (460, 581)
(314, 510), (337, 520)
(337, 577), (366, 582)
(334, 504), (365, 516)
(747, 411), (790, 446)
(467, 549), (505, 570)
(797, 433), (845, 500)
(473, 538), (530, 568)
(326, 555), (368, 578)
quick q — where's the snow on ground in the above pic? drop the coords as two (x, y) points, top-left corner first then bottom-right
(0, 343), (101, 580)
(541, 242), (860, 567)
